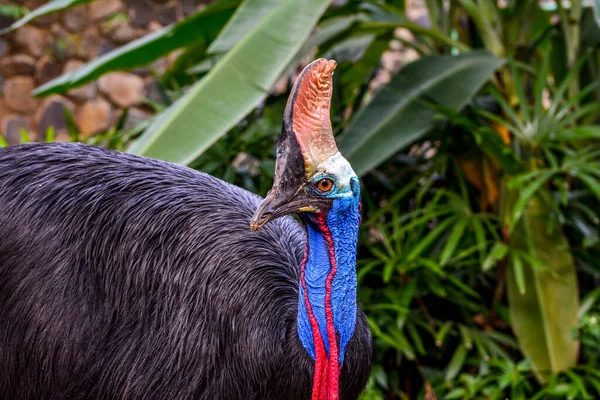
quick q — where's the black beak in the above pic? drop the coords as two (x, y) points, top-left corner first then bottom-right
(250, 186), (330, 231)
(250, 190), (286, 231)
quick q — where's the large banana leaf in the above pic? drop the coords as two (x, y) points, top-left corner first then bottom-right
(207, 0), (281, 54)
(128, 0), (330, 164)
(338, 51), (504, 176)
(503, 185), (579, 384)
(32, 0), (239, 97)
(0, 0), (97, 35)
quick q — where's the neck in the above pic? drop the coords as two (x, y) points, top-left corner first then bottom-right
(297, 193), (360, 400)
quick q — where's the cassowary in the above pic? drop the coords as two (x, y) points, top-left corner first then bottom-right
(0, 59), (371, 399)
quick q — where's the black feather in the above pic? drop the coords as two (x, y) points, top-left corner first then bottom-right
(0, 143), (371, 400)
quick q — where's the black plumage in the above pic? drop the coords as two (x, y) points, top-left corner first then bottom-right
(0, 142), (371, 400)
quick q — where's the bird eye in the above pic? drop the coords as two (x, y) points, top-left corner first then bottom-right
(316, 178), (334, 193)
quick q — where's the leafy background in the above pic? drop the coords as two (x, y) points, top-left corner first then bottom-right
(3, 0), (600, 399)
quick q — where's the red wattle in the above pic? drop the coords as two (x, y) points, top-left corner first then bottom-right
(317, 215), (341, 400)
(301, 238), (329, 400)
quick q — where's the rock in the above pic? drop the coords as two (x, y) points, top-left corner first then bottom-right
(148, 21), (163, 32)
(413, 14), (430, 29)
(63, 60), (97, 102)
(0, 38), (8, 58)
(98, 41), (116, 57)
(389, 39), (402, 51)
(76, 98), (113, 137)
(108, 22), (142, 44)
(4, 76), (38, 113)
(182, 0), (198, 16)
(132, 66), (151, 76)
(32, 12), (57, 27)
(129, 0), (153, 27)
(144, 79), (165, 104)
(1, 116), (30, 145)
(13, 25), (47, 57)
(35, 55), (62, 84)
(35, 95), (75, 140)
(55, 131), (72, 142)
(157, 4), (178, 26)
(89, 0), (123, 21)
(0, 54), (36, 77)
(64, 6), (89, 32)
(0, 14), (14, 31)
(381, 50), (402, 73)
(79, 27), (105, 59)
(122, 107), (151, 131)
(49, 23), (71, 59)
(99, 72), (145, 108)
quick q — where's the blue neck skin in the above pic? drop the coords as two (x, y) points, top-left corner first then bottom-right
(297, 178), (361, 363)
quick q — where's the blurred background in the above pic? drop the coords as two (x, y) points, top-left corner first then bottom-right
(1, 0), (600, 398)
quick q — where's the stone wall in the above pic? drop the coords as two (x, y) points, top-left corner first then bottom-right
(0, 0), (207, 144)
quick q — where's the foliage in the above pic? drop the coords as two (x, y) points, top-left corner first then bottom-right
(3, 0), (600, 399)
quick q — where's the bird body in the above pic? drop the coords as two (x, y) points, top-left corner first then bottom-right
(0, 143), (370, 399)
(0, 59), (371, 399)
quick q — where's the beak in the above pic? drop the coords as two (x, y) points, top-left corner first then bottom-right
(250, 187), (329, 231)
(250, 190), (286, 231)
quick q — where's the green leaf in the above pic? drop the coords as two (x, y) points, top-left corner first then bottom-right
(579, 173), (600, 199)
(511, 253), (526, 295)
(435, 321), (453, 347)
(32, 0), (239, 96)
(0, 0), (96, 35)
(439, 218), (469, 266)
(338, 51), (504, 176)
(503, 184), (579, 384)
(509, 171), (554, 231)
(207, 0), (281, 54)
(406, 217), (456, 261)
(445, 344), (468, 382)
(482, 241), (508, 272)
(128, 0), (330, 164)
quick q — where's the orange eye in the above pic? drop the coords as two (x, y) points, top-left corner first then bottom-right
(316, 178), (334, 193)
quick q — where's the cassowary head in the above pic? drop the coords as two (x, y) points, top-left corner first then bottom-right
(250, 59), (359, 230)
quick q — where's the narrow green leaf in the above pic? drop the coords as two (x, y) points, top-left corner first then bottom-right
(435, 321), (453, 347)
(0, 0), (96, 35)
(579, 287), (600, 319)
(510, 172), (554, 231)
(447, 275), (480, 298)
(458, 325), (473, 350)
(579, 173), (600, 199)
(406, 217), (456, 261)
(440, 218), (469, 266)
(338, 51), (504, 176)
(19, 130), (29, 144)
(482, 241), (508, 271)
(0, 135), (8, 148)
(445, 345), (468, 382)
(406, 323), (426, 355)
(511, 253), (526, 295)
(128, 0), (330, 164)
(33, 0), (239, 96)
(508, 58), (531, 123)
(45, 126), (55, 143)
(556, 125), (600, 141)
